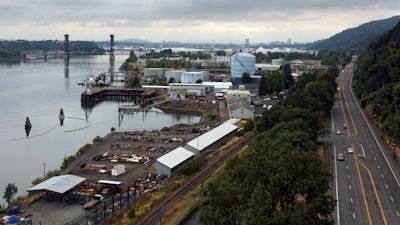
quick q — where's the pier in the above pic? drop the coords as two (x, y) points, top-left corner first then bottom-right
(81, 87), (160, 104)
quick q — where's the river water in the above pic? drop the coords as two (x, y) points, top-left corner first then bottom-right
(0, 55), (200, 204)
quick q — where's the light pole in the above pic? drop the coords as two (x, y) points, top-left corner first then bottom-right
(43, 162), (46, 180)
(392, 143), (396, 160)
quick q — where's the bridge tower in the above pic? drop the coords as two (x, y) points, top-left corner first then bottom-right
(64, 34), (70, 62)
(110, 34), (115, 61)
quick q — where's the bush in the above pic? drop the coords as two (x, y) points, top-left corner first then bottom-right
(92, 136), (102, 143)
(128, 208), (136, 219)
(178, 156), (205, 176)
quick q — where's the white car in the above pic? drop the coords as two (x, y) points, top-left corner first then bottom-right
(336, 130), (342, 135)
(347, 147), (353, 154)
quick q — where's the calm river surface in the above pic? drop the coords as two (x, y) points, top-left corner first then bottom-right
(0, 55), (200, 203)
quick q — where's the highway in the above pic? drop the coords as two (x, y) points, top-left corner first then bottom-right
(332, 58), (400, 225)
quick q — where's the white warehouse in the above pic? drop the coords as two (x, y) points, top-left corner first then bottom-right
(184, 121), (238, 156)
(166, 70), (210, 83)
(151, 146), (195, 177)
(226, 89), (252, 104)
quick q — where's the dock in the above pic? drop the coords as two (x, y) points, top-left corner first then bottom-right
(81, 87), (158, 104)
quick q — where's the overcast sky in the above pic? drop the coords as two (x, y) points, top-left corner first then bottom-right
(1, 0), (399, 44)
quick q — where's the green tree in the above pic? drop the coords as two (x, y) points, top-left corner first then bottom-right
(168, 77), (176, 83)
(126, 74), (141, 88)
(266, 70), (284, 93)
(216, 50), (226, 56)
(282, 63), (294, 89)
(241, 72), (251, 83)
(3, 183), (17, 206)
(258, 74), (268, 96)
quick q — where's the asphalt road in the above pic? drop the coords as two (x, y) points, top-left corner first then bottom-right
(331, 57), (400, 225)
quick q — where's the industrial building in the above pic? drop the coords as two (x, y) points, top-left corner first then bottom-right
(27, 174), (86, 197)
(144, 68), (166, 77)
(151, 146), (195, 177)
(230, 52), (257, 85)
(184, 121), (238, 156)
(166, 70), (210, 83)
(168, 83), (206, 99)
(227, 97), (254, 120)
(202, 81), (233, 92)
(226, 89), (252, 104)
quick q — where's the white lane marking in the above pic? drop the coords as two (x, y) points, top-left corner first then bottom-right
(360, 144), (366, 158)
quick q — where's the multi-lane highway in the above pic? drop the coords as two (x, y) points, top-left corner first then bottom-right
(332, 58), (400, 225)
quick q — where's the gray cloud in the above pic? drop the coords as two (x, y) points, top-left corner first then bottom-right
(0, 0), (399, 42)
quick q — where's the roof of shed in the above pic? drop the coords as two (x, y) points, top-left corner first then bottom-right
(186, 122), (237, 151)
(27, 174), (86, 194)
(156, 146), (194, 169)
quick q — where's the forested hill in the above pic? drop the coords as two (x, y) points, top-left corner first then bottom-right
(354, 19), (400, 144)
(309, 15), (400, 53)
(0, 40), (104, 58)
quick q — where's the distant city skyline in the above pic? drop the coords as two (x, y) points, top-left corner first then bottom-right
(0, 0), (399, 43)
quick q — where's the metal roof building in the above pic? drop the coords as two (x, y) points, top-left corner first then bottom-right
(184, 122), (238, 156)
(151, 146), (195, 177)
(27, 174), (86, 195)
(227, 97), (254, 120)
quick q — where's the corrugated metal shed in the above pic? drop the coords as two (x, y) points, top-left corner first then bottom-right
(186, 122), (237, 152)
(156, 146), (194, 169)
(27, 174), (86, 194)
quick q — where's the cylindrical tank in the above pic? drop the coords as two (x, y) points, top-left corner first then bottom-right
(272, 58), (284, 66)
(230, 52), (255, 78)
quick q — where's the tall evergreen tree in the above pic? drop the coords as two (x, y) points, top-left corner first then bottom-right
(282, 63), (294, 89)
(258, 74), (268, 96)
(3, 183), (17, 207)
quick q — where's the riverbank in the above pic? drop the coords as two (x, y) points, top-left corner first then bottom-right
(156, 99), (219, 125)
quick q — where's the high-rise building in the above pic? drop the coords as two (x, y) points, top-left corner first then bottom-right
(245, 38), (249, 47)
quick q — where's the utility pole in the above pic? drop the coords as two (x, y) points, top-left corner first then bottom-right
(43, 162), (46, 180)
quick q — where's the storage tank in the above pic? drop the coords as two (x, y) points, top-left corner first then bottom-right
(166, 70), (183, 83)
(230, 52), (256, 78)
(181, 71), (209, 83)
(272, 58), (284, 66)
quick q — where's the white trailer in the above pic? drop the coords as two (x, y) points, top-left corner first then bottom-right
(111, 164), (126, 176)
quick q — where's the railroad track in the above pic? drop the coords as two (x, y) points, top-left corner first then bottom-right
(136, 133), (254, 225)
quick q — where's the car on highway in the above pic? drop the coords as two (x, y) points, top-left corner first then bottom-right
(338, 153), (345, 161)
(336, 130), (342, 135)
(347, 147), (353, 154)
